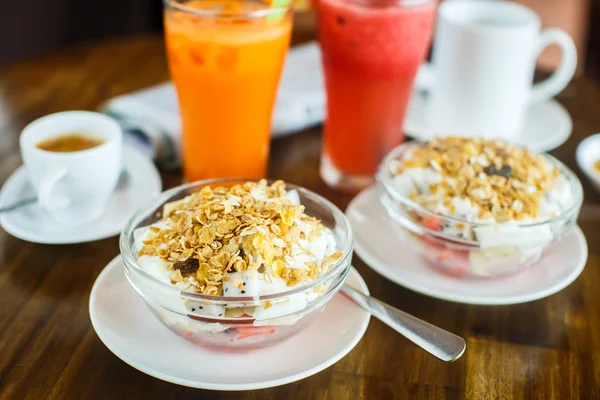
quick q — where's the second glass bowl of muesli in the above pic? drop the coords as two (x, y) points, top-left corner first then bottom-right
(378, 137), (583, 277)
(120, 179), (353, 350)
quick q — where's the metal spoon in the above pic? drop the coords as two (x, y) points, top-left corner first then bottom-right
(0, 170), (129, 214)
(341, 284), (466, 362)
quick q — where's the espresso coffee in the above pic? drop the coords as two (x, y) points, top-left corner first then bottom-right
(36, 134), (104, 153)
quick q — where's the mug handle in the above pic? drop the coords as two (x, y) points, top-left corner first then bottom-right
(415, 63), (434, 92)
(39, 168), (71, 211)
(530, 29), (577, 104)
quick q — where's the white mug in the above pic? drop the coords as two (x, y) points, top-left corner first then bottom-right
(19, 111), (123, 225)
(417, 0), (577, 140)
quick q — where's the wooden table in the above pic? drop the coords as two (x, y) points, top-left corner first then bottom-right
(1, 12), (600, 400)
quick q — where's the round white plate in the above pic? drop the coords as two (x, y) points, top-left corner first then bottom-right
(404, 90), (573, 153)
(347, 186), (587, 305)
(0, 146), (162, 244)
(89, 256), (370, 391)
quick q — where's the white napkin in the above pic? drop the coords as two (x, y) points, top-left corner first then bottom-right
(101, 41), (325, 169)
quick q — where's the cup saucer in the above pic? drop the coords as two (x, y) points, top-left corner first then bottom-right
(403, 90), (573, 153)
(346, 186), (587, 305)
(0, 146), (162, 244)
(89, 256), (370, 390)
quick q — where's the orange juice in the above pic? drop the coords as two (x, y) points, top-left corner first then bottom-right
(164, 0), (292, 182)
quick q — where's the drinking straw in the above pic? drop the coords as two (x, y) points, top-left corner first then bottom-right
(265, 0), (291, 21)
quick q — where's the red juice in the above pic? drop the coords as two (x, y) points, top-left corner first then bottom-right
(318, 0), (436, 191)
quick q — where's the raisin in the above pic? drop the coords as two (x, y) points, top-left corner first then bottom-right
(484, 165), (512, 178)
(173, 258), (200, 277)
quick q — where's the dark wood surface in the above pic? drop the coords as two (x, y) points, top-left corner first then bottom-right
(1, 12), (600, 400)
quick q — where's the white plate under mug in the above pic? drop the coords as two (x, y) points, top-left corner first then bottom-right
(0, 146), (162, 244)
(403, 90), (573, 153)
(89, 256), (371, 391)
(346, 186), (587, 305)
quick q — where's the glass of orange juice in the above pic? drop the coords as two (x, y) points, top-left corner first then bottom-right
(164, 0), (293, 182)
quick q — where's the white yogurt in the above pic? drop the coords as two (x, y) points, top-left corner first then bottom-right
(390, 165), (576, 265)
(134, 187), (341, 332)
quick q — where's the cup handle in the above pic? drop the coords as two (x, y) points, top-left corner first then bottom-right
(415, 63), (434, 92)
(530, 29), (577, 104)
(39, 168), (71, 211)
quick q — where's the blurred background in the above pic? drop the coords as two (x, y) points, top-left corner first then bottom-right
(1, 0), (599, 78)
(0, 0), (162, 66)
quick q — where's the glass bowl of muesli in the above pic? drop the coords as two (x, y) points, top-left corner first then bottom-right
(377, 137), (583, 278)
(120, 179), (353, 350)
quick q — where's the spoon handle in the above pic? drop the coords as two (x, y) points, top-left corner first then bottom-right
(341, 285), (466, 362)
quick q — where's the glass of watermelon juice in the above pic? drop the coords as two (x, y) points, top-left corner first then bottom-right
(318, 0), (437, 192)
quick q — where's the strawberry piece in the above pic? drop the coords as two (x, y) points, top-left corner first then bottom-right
(235, 326), (276, 340)
(450, 267), (470, 277)
(420, 233), (445, 250)
(422, 215), (443, 232)
(436, 248), (470, 268)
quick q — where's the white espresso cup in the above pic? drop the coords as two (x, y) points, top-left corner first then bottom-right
(19, 111), (123, 225)
(417, 0), (577, 140)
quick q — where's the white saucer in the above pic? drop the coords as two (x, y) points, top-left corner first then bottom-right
(403, 90), (573, 153)
(89, 256), (370, 391)
(0, 146), (162, 244)
(347, 186), (587, 305)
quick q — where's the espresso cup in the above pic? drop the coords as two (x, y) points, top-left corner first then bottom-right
(417, 0), (577, 140)
(19, 111), (123, 225)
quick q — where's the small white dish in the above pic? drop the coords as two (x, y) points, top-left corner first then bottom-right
(576, 133), (600, 193)
(0, 146), (162, 244)
(346, 186), (587, 305)
(404, 90), (573, 153)
(89, 256), (370, 391)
